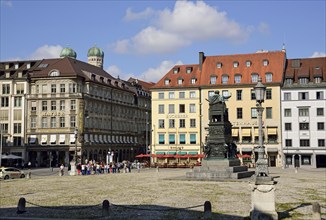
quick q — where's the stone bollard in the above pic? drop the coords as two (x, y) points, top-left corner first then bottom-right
(27, 171), (31, 179)
(312, 202), (321, 220)
(156, 166), (159, 172)
(17, 197), (26, 214)
(295, 167), (298, 173)
(102, 200), (110, 218)
(203, 201), (212, 219)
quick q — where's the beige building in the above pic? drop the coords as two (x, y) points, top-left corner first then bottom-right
(151, 49), (286, 167)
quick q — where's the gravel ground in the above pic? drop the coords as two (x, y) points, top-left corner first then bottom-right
(0, 167), (325, 220)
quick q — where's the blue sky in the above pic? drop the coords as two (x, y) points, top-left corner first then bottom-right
(1, 0), (325, 83)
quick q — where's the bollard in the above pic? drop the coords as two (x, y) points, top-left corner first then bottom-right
(203, 201), (212, 219)
(295, 167), (298, 173)
(28, 171), (31, 179)
(102, 200), (110, 217)
(156, 166), (159, 172)
(17, 197), (26, 214)
(312, 202), (321, 220)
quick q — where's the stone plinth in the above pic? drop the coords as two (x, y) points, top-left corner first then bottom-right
(69, 161), (77, 176)
(250, 177), (278, 220)
(186, 159), (255, 180)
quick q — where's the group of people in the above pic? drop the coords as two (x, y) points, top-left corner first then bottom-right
(75, 160), (133, 175)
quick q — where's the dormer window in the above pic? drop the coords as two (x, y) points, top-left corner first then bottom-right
(251, 73), (259, 83)
(285, 78), (293, 85)
(164, 79), (170, 85)
(299, 77), (309, 84)
(27, 63), (31, 69)
(314, 77), (322, 84)
(91, 74), (96, 81)
(265, 72), (273, 82)
(246, 60), (251, 67)
(49, 69), (60, 77)
(216, 62), (222, 68)
(234, 74), (242, 83)
(100, 77), (104, 83)
(186, 67), (192, 74)
(222, 75), (229, 84)
(210, 76), (217, 84)
(173, 68), (179, 74)
(191, 78), (196, 84)
(263, 59), (269, 66)
(177, 78), (183, 85)
(233, 61), (239, 68)
(107, 79), (111, 84)
(15, 63), (19, 69)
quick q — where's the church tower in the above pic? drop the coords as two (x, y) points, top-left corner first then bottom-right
(87, 46), (104, 68)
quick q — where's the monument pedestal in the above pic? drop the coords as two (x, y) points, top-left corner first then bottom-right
(186, 159), (255, 180)
(250, 177), (278, 220)
(69, 161), (77, 176)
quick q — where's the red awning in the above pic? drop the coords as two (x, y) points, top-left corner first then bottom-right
(152, 154), (165, 158)
(188, 154), (205, 158)
(163, 154), (175, 158)
(135, 154), (145, 158)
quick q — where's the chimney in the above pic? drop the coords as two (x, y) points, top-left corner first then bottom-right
(199, 52), (205, 71)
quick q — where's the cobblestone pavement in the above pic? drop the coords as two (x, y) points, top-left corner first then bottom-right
(0, 167), (325, 219)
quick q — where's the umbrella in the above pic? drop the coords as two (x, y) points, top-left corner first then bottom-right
(135, 154), (145, 158)
(1, 154), (22, 159)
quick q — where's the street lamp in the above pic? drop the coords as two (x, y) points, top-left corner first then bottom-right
(74, 128), (78, 163)
(254, 77), (269, 177)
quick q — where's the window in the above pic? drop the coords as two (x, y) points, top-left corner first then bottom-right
(233, 61), (239, 68)
(168, 104), (175, 113)
(60, 117), (65, 128)
(189, 104), (196, 113)
(69, 83), (77, 93)
(299, 78), (309, 84)
(317, 122), (324, 130)
(51, 101), (56, 111)
(70, 116), (76, 127)
(159, 134), (165, 144)
(266, 89), (272, 99)
(208, 91), (214, 97)
(284, 109), (291, 117)
(317, 108), (324, 116)
(284, 93), (291, 101)
(191, 78), (196, 84)
(164, 79), (170, 85)
(177, 78), (183, 85)
(42, 101), (47, 111)
(60, 84), (65, 93)
(299, 123), (309, 130)
(236, 90), (242, 100)
(234, 75), (242, 83)
(266, 107), (272, 119)
(285, 78), (293, 85)
(49, 70), (59, 76)
(190, 134), (196, 144)
(31, 117), (36, 128)
(2, 84), (10, 94)
(210, 76), (217, 84)
(31, 101), (36, 111)
(251, 89), (256, 100)
(179, 134), (186, 144)
(169, 134), (175, 144)
(1, 97), (9, 107)
(251, 74), (259, 83)
(60, 100), (65, 110)
(13, 137), (22, 146)
(299, 108), (309, 116)
(251, 108), (257, 119)
(16, 84), (24, 94)
(179, 119), (185, 128)
(42, 117), (47, 128)
(173, 68), (179, 74)
(300, 139), (310, 147)
(51, 84), (56, 93)
(179, 104), (185, 113)
(318, 139), (325, 147)
(263, 59), (269, 66)
(186, 67), (192, 74)
(190, 119), (196, 128)
(168, 92), (175, 99)
(285, 123), (292, 131)
(314, 77), (322, 84)
(222, 90), (229, 101)
(216, 62), (222, 68)
(190, 91), (196, 98)
(316, 91), (324, 100)
(13, 123), (21, 133)
(158, 93), (164, 99)
(169, 119), (175, 128)
(159, 119), (165, 128)
(285, 139), (292, 147)
(265, 73), (272, 82)
(299, 92), (309, 100)
(179, 92), (185, 99)
(158, 105), (164, 114)
(14, 97), (22, 107)
(70, 100), (76, 110)
(222, 75), (229, 84)
(302, 156), (311, 165)
(237, 108), (243, 119)
(246, 61), (251, 67)
(42, 84), (47, 94)
(51, 117), (56, 128)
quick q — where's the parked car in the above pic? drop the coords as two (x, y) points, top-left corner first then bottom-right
(0, 167), (25, 180)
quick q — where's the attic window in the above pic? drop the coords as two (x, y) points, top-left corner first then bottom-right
(173, 68), (179, 74)
(234, 74), (242, 83)
(15, 64), (19, 69)
(38, 63), (48, 68)
(216, 62), (222, 68)
(177, 78), (183, 85)
(315, 66), (320, 70)
(164, 79), (170, 85)
(222, 75), (229, 84)
(210, 76), (217, 84)
(246, 60), (251, 67)
(314, 77), (322, 84)
(186, 67), (192, 74)
(27, 63), (31, 69)
(233, 61), (239, 68)
(265, 72), (273, 82)
(251, 73), (259, 83)
(191, 78), (196, 84)
(91, 74), (96, 81)
(263, 59), (269, 66)
(107, 79), (111, 84)
(49, 70), (60, 77)
(100, 77), (104, 83)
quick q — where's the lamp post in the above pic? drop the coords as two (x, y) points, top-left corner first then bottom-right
(74, 128), (78, 163)
(254, 77), (269, 177)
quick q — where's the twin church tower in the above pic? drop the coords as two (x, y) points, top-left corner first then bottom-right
(59, 46), (104, 69)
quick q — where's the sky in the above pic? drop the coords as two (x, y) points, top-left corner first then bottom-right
(1, 0), (325, 83)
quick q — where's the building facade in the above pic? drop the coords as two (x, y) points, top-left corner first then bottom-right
(151, 49), (287, 167)
(281, 57), (326, 168)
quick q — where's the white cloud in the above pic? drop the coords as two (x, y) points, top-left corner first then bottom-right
(113, 1), (251, 54)
(258, 22), (270, 35)
(124, 7), (154, 21)
(28, 45), (62, 59)
(1, 0), (13, 7)
(311, 51), (326, 58)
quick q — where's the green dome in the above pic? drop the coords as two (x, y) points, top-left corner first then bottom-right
(60, 47), (77, 59)
(87, 46), (104, 57)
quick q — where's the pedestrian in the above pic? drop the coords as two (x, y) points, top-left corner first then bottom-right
(137, 161), (140, 173)
(60, 164), (64, 176)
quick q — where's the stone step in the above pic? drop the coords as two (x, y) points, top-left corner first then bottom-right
(231, 171), (255, 179)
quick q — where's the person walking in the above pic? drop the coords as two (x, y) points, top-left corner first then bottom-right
(60, 164), (64, 176)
